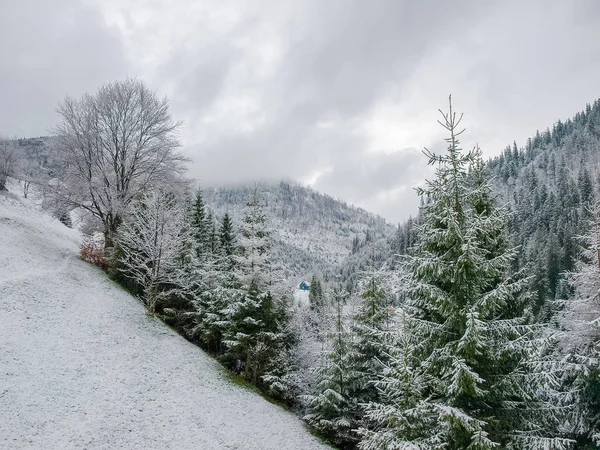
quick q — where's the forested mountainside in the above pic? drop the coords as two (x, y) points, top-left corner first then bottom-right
(202, 182), (395, 283)
(487, 99), (600, 310)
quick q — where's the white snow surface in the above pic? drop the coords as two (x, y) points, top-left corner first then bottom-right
(293, 289), (310, 307)
(0, 191), (329, 450)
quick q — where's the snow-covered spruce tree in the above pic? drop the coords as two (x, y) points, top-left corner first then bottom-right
(259, 295), (305, 404)
(359, 308), (443, 450)
(180, 193), (230, 350)
(194, 287), (237, 354)
(350, 264), (393, 416)
(117, 190), (190, 314)
(234, 187), (274, 290)
(177, 193), (208, 286)
(188, 190), (223, 285)
(223, 187), (288, 383)
(556, 203), (600, 447)
(309, 275), (325, 312)
(224, 281), (287, 383)
(190, 190), (212, 259)
(207, 211), (219, 255)
(304, 284), (362, 448)
(274, 291), (332, 411)
(362, 97), (572, 449)
(191, 211), (243, 354)
(219, 212), (237, 274)
(168, 192), (205, 322)
(306, 274), (328, 338)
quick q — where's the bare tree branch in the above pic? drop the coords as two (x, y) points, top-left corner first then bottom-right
(50, 78), (189, 248)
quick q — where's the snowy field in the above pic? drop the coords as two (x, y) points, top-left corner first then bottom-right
(0, 191), (329, 450)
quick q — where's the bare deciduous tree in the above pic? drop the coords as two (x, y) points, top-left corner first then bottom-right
(0, 137), (19, 191)
(50, 78), (188, 248)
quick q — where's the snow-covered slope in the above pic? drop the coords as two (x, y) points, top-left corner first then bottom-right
(0, 191), (330, 450)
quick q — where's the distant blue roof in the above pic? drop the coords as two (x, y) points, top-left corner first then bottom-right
(298, 281), (311, 290)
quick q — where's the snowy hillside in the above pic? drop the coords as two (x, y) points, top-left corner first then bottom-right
(0, 190), (330, 450)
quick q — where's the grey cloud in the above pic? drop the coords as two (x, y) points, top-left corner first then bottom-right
(0, 0), (128, 138)
(185, 0), (490, 222)
(312, 148), (431, 223)
(157, 42), (241, 117)
(314, 149), (424, 199)
(453, 1), (600, 154)
(4, 0), (600, 224)
(279, 0), (487, 120)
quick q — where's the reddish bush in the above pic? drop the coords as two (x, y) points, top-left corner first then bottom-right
(80, 243), (109, 270)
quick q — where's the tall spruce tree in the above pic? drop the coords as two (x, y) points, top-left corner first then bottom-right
(362, 97), (571, 449)
(304, 284), (362, 448)
(359, 308), (442, 449)
(235, 187), (274, 290)
(309, 275), (324, 312)
(186, 193), (239, 352)
(191, 190), (211, 258)
(216, 212), (238, 292)
(350, 265), (392, 413)
(219, 213), (236, 267)
(207, 211), (219, 255)
(556, 201), (600, 447)
(224, 187), (288, 383)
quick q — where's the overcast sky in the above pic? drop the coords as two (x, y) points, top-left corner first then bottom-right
(2, 0), (600, 223)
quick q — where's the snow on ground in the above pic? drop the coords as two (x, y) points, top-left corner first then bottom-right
(293, 288), (310, 307)
(0, 191), (330, 450)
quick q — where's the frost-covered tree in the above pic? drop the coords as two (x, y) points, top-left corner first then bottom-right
(0, 137), (19, 191)
(184, 193), (236, 350)
(304, 284), (362, 447)
(207, 212), (219, 255)
(222, 187), (288, 383)
(193, 286), (239, 354)
(260, 296), (303, 404)
(176, 194), (201, 276)
(557, 204), (600, 447)
(359, 309), (443, 450)
(190, 211), (240, 351)
(190, 190), (213, 259)
(50, 79), (188, 249)
(365, 97), (572, 449)
(235, 187), (274, 290)
(309, 275), (325, 312)
(117, 190), (189, 313)
(347, 264), (393, 426)
(223, 282), (287, 383)
(261, 343), (303, 404)
(219, 212), (236, 273)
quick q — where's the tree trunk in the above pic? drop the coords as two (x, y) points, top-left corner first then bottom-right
(103, 215), (123, 250)
(104, 227), (115, 250)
